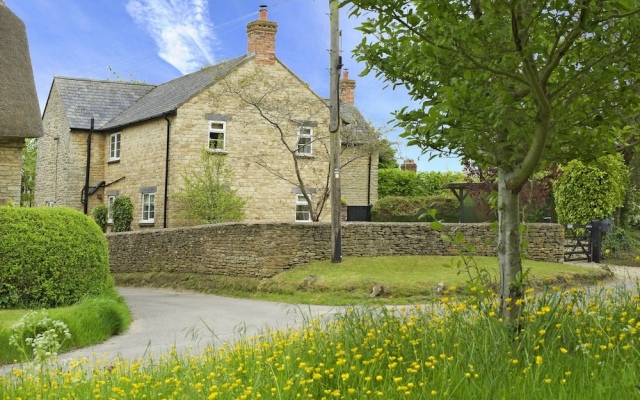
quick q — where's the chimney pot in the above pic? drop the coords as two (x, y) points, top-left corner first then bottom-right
(339, 68), (356, 104)
(400, 159), (418, 173)
(247, 6), (278, 65)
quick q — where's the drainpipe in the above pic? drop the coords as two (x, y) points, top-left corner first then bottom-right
(367, 153), (372, 205)
(83, 118), (94, 214)
(163, 112), (173, 228)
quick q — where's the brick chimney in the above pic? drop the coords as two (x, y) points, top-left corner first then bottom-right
(400, 159), (417, 173)
(339, 70), (356, 104)
(247, 5), (278, 65)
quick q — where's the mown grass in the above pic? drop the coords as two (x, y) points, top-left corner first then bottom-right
(1, 283), (638, 399)
(113, 256), (611, 305)
(0, 290), (131, 365)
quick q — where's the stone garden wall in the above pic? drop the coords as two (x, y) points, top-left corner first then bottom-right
(107, 222), (564, 278)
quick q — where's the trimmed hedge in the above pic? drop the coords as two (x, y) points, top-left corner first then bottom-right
(0, 207), (114, 308)
(371, 194), (459, 222)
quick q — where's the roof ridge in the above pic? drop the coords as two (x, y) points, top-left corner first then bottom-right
(54, 76), (156, 87)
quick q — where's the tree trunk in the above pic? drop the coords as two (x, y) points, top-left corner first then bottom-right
(497, 169), (523, 324)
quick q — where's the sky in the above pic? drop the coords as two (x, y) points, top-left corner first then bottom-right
(6, 0), (463, 172)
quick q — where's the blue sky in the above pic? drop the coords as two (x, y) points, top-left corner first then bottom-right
(7, 0), (463, 172)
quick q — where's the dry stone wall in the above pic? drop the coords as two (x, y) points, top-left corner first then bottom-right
(107, 222), (564, 278)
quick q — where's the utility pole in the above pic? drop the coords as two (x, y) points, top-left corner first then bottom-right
(329, 0), (342, 263)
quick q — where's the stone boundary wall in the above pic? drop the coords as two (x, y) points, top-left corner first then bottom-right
(107, 222), (564, 278)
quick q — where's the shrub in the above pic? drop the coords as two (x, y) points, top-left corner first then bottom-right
(173, 151), (246, 224)
(0, 207), (114, 308)
(554, 154), (629, 224)
(112, 196), (133, 232)
(371, 194), (459, 222)
(92, 204), (108, 233)
(378, 169), (466, 198)
(602, 227), (637, 258)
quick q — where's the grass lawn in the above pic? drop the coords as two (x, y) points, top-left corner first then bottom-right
(113, 255), (612, 305)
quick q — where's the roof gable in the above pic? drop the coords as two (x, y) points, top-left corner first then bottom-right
(53, 77), (154, 130)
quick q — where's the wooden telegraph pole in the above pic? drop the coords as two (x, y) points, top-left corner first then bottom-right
(329, 0), (342, 263)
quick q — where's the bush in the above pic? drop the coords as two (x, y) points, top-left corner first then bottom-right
(371, 194), (459, 222)
(0, 207), (114, 308)
(173, 152), (246, 224)
(554, 154), (629, 224)
(92, 204), (108, 233)
(602, 227), (638, 258)
(112, 196), (133, 232)
(378, 169), (466, 198)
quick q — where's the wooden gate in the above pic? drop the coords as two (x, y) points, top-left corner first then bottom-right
(347, 205), (372, 222)
(564, 224), (592, 262)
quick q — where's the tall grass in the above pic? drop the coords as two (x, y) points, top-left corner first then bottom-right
(0, 290), (131, 365)
(1, 283), (638, 399)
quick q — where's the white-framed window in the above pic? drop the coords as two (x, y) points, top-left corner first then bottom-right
(141, 193), (155, 223)
(109, 132), (121, 161)
(296, 126), (313, 156)
(107, 195), (116, 223)
(295, 194), (311, 222)
(208, 121), (226, 152)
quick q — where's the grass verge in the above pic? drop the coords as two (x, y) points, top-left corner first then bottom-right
(1, 284), (638, 399)
(0, 290), (131, 365)
(113, 256), (611, 306)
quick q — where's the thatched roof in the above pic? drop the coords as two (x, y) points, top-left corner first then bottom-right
(0, 3), (43, 138)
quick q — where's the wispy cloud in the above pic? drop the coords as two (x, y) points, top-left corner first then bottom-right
(125, 0), (216, 74)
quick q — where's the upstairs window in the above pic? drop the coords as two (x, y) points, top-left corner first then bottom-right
(208, 121), (226, 152)
(141, 192), (155, 223)
(109, 132), (121, 161)
(295, 194), (311, 222)
(296, 127), (313, 156)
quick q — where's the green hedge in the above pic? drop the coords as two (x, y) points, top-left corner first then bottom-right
(0, 207), (114, 308)
(371, 194), (459, 222)
(378, 169), (466, 198)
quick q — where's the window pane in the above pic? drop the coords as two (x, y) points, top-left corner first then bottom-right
(210, 122), (224, 130)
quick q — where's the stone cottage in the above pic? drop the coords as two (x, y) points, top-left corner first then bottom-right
(35, 7), (378, 229)
(0, 2), (44, 204)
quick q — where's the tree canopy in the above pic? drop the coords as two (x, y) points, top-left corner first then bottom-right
(345, 0), (640, 321)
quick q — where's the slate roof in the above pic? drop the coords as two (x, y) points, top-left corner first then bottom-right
(52, 54), (252, 131)
(53, 78), (154, 130)
(52, 53), (372, 140)
(102, 54), (252, 130)
(323, 100), (373, 144)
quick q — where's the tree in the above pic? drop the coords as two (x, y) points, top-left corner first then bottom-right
(378, 138), (399, 169)
(218, 67), (379, 222)
(345, 0), (640, 321)
(20, 139), (36, 207)
(173, 151), (246, 224)
(554, 154), (629, 224)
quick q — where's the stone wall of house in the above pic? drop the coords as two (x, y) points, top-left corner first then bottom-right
(0, 139), (24, 205)
(341, 150), (378, 206)
(37, 61), (377, 228)
(107, 222), (564, 277)
(102, 118), (168, 229)
(35, 85), (66, 207)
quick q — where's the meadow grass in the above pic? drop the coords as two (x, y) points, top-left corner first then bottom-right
(1, 283), (638, 399)
(0, 290), (131, 365)
(113, 256), (609, 305)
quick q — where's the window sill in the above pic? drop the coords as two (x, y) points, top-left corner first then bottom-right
(108, 159), (120, 164)
(139, 221), (155, 227)
(207, 149), (228, 155)
(295, 154), (314, 158)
